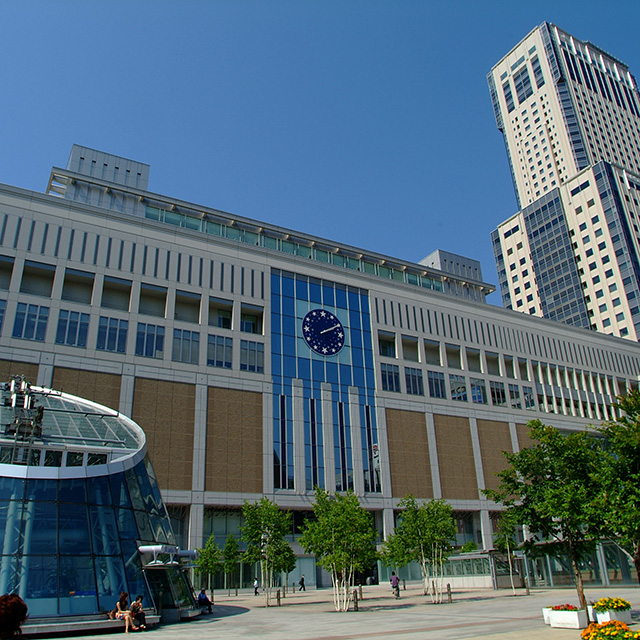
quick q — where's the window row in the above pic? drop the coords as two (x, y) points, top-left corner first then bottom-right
(8, 303), (264, 372)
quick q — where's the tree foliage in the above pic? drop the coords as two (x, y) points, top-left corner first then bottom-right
(595, 390), (640, 585)
(380, 496), (456, 601)
(222, 535), (240, 596)
(299, 489), (378, 612)
(483, 420), (603, 610)
(195, 533), (223, 594)
(241, 497), (294, 606)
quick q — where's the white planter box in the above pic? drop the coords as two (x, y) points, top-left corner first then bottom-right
(549, 609), (588, 629)
(596, 610), (632, 625)
(542, 607), (552, 624)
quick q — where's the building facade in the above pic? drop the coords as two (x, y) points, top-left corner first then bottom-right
(2, 146), (640, 588)
(489, 23), (640, 340)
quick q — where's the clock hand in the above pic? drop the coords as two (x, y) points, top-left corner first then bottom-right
(320, 324), (340, 334)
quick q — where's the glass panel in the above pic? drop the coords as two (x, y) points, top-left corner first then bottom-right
(59, 478), (88, 504)
(125, 467), (143, 510)
(23, 555), (58, 616)
(95, 555), (128, 612)
(0, 501), (22, 555)
(58, 556), (98, 614)
(109, 472), (132, 510)
(25, 478), (57, 502)
(89, 505), (121, 555)
(0, 476), (25, 500)
(59, 503), (91, 554)
(23, 502), (57, 555)
(87, 475), (113, 506)
(115, 508), (139, 540)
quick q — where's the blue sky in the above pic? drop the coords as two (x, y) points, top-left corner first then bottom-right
(3, 1), (640, 305)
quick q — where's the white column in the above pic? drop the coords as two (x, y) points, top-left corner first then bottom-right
(263, 388), (274, 495)
(375, 404), (392, 498)
(321, 383), (335, 494)
(293, 379), (306, 494)
(192, 375), (208, 493)
(425, 411), (442, 499)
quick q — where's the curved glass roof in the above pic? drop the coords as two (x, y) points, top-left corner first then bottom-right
(0, 377), (142, 467)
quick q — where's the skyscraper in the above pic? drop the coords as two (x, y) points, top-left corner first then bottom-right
(489, 23), (640, 340)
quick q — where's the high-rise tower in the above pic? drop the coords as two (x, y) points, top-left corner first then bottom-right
(489, 23), (640, 340)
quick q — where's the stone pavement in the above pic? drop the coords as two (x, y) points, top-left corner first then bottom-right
(34, 584), (640, 640)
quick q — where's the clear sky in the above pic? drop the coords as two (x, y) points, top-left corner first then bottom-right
(3, 1), (640, 305)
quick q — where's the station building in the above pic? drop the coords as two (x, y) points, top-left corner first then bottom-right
(2, 145), (640, 590)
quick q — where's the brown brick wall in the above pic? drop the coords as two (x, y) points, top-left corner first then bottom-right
(52, 367), (121, 411)
(476, 419), (513, 493)
(0, 360), (39, 386)
(515, 422), (535, 450)
(205, 387), (263, 494)
(385, 408), (433, 499)
(132, 378), (195, 492)
(433, 414), (478, 500)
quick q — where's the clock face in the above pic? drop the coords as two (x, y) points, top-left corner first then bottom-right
(302, 309), (345, 356)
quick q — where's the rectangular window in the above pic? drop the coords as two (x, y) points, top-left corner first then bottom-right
(20, 261), (55, 297)
(378, 331), (396, 357)
(405, 367), (424, 396)
(427, 370), (446, 399)
(502, 81), (515, 113)
(381, 363), (400, 392)
(96, 316), (128, 353)
(209, 297), (233, 329)
(490, 380), (507, 406)
(55, 310), (89, 347)
(172, 329), (200, 364)
(139, 283), (167, 317)
(61, 269), (94, 304)
(0, 299), (6, 334)
(13, 303), (49, 341)
(513, 67), (533, 104)
(523, 386), (536, 409)
(207, 334), (232, 369)
(449, 374), (467, 402)
(240, 340), (264, 373)
(424, 339), (441, 365)
(240, 304), (263, 334)
(508, 383), (522, 409)
(470, 378), (487, 404)
(135, 322), (165, 358)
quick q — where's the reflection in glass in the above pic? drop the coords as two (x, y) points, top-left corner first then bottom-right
(59, 503), (91, 554)
(89, 506), (121, 556)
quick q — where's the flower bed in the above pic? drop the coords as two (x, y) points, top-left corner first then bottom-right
(581, 620), (640, 640)
(548, 605), (588, 629)
(592, 598), (631, 613)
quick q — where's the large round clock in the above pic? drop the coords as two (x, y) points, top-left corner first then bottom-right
(302, 309), (345, 356)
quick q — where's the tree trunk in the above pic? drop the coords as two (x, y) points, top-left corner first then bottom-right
(567, 538), (587, 615)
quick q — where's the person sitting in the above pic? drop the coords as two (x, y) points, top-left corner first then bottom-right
(116, 591), (135, 633)
(0, 593), (28, 639)
(197, 588), (212, 613)
(130, 595), (146, 630)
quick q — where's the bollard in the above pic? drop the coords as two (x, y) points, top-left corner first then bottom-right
(402, 578), (406, 591)
(447, 583), (452, 603)
(276, 589), (281, 607)
(235, 585), (238, 597)
(525, 576), (530, 596)
(282, 583), (286, 598)
(432, 580), (436, 596)
(359, 584), (363, 600)
(352, 588), (358, 611)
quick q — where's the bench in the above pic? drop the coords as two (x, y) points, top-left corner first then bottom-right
(22, 613), (161, 636)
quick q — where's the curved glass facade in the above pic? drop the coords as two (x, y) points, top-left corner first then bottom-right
(0, 378), (186, 618)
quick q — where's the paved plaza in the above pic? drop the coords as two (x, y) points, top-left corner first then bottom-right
(36, 584), (640, 640)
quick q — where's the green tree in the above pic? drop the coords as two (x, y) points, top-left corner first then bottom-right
(222, 535), (240, 596)
(483, 420), (602, 611)
(241, 497), (294, 606)
(595, 391), (640, 585)
(492, 510), (519, 595)
(195, 533), (223, 600)
(299, 489), (378, 612)
(380, 496), (456, 601)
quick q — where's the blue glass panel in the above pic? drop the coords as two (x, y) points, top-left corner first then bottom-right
(282, 315), (296, 337)
(350, 327), (362, 348)
(272, 357), (281, 377)
(322, 283), (334, 307)
(282, 275), (295, 297)
(295, 277), (308, 301)
(282, 294), (295, 317)
(309, 282), (321, 304)
(271, 310), (281, 334)
(59, 477), (87, 504)
(134, 509), (155, 542)
(349, 309), (361, 330)
(23, 555), (58, 616)
(353, 366), (365, 387)
(283, 356), (296, 379)
(326, 361), (339, 384)
(312, 359), (325, 382)
(58, 556), (98, 614)
(59, 502), (91, 554)
(149, 514), (169, 543)
(24, 502), (57, 554)
(335, 285), (347, 308)
(115, 508), (139, 539)
(0, 476), (24, 500)
(125, 468), (144, 511)
(366, 367), (376, 389)
(25, 478), (57, 502)
(298, 357), (310, 380)
(89, 505), (121, 555)
(339, 364), (352, 387)
(271, 272), (280, 296)
(143, 457), (166, 516)
(348, 290), (360, 312)
(360, 294), (370, 316)
(94, 555), (127, 611)
(0, 502), (22, 555)
(283, 334), (296, 356)
(87, 475), (112, 506)
(134, 461), (157, 514)
(110, 472), (132, 510)
(0, 554), (19, 594)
